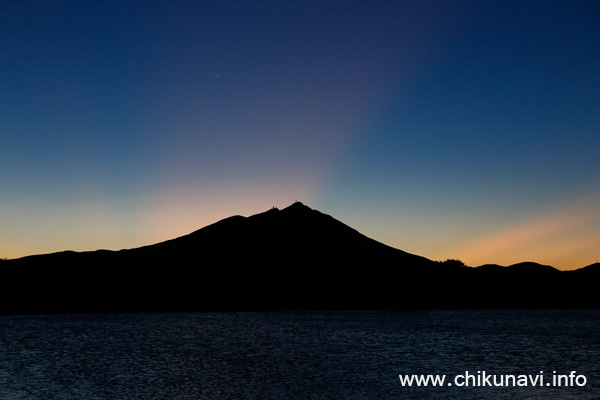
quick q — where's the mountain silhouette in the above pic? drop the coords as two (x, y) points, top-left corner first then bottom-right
(1, 202), (598, 314)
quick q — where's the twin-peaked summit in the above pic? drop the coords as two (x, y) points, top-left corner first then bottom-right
(140, 201), (432, 268)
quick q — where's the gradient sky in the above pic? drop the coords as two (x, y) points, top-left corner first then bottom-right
(1, 1), (599, 269)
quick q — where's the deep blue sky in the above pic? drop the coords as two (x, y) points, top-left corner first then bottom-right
(2, 1), (599, 269)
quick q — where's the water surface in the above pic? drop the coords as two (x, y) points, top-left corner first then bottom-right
(1, 310), (598, 399)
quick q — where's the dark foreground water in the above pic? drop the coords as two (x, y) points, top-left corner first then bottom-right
(1, 310), (598, 399)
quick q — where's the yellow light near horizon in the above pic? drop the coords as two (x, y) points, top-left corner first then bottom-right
(448, 195), (599, 270)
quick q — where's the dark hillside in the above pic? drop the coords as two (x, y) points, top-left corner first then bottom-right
(1, 203), (597, 314)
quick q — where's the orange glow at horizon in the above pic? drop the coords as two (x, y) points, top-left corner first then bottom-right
(448, 195), (600, 270)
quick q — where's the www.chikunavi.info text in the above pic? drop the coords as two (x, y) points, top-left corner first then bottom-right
(399, 371), (587, 387)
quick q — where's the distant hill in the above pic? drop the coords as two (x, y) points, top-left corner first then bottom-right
(572, 262), (600, 275)
(1, 202), (598, 314)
